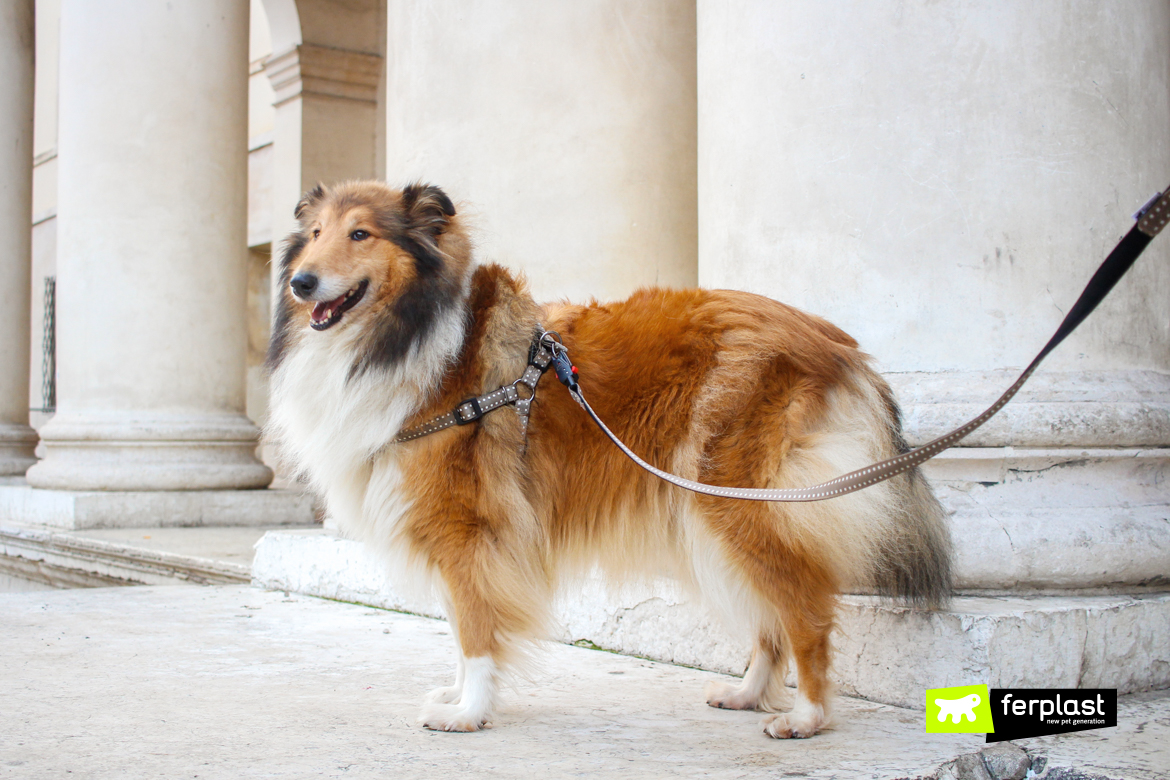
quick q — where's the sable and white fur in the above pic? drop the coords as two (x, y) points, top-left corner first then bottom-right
(266, 181), (953, 737)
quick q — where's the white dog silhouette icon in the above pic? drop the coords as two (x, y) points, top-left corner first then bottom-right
(935, 693), (981, 723)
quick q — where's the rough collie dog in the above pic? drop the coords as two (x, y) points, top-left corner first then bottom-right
(266, 180), (952, 738)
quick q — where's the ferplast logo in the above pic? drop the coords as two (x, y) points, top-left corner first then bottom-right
(925, 684), (995, 734)
(985, 689), (1117, 743)
(924, 686), (1117, 742)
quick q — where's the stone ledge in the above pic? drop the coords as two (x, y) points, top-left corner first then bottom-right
(922, 448), (1170, 591)
(834, 593), (1170, 708)
(264, 44), (382, 106)
(0, 485), (315, 530)
(252, 529), (1170, 709)
(887, 370), (1170, 448)
(0, 524), (250, 586)
(0, 550), (137, 588)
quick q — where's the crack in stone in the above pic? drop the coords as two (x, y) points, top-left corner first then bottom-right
(1008, 458), (1092, 476)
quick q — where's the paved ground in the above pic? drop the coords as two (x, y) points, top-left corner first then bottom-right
(2, 585), (1167, 780)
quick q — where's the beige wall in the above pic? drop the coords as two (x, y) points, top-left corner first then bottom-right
(22, 2), (1169, 425)
(697, 1), (1170, 377)
(384, 0), (698, 304)
(249, 0), (276, 144)
(246, 0), (276, 432)
(23, 2), (1170, 407)
(18, 1), (1170, 485)
(695, 5), (1170, 594)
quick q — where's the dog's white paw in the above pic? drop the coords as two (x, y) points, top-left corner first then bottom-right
(425, 685), (462, 705)
(419, 702), (491, 733)
(761, 701), (826, 739)
(705, 680), (760, 711)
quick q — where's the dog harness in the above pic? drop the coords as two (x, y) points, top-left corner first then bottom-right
(391, 329), (557, 445)
(394, 186), (1169, 502)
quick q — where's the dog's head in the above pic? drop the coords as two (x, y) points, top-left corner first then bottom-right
(268, 181), (472, 372)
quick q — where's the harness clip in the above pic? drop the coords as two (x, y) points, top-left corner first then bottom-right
(453, 396), (483, 425)
(552, 350), (579, 392)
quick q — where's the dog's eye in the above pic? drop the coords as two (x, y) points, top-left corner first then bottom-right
(350, 230), (370, 242)
(312, 228), (320, 239)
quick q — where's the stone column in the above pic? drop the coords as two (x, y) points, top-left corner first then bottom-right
(383, 0), (698, 303)
(0, 0), (37, 476)
(25, 0), (272, 492)
(697, 1), (1170, 701)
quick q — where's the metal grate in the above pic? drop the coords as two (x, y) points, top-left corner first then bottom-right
(30, 276), (55, 414)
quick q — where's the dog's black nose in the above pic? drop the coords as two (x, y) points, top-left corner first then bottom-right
(290, 273), (318, 298)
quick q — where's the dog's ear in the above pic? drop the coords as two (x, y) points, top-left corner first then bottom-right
(402, 183), (456, 237)
(294, 184), (327, 222)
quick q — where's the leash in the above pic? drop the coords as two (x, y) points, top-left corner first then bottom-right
(394, 186), (1168, 502)
(544, 187), (1170, 502)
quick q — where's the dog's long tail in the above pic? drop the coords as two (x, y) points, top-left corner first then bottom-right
(868, 390), (953, 608)
(871, 466), (953, 607)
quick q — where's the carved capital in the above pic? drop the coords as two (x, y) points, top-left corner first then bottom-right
(264, 44), (382, 106)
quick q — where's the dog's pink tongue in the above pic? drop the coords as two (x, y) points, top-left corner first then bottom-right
(311, 293), (346, 323)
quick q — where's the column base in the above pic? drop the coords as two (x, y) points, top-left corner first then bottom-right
(0, 483), (314, 530)
(26, 411), (273, 491)
(0, 422), (37, 476)
(885, 369), (1170, 590)
(887, 369), (1170, 448)
(922, 447), (1170, 591)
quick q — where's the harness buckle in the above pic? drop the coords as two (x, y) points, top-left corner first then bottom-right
(453, 396), (483, 425)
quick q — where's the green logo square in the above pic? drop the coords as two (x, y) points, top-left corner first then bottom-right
(925, 684), (995, 733)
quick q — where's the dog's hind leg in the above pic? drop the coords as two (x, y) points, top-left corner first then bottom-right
(705, 629), (789, 711)
(700, 500), (836, 738)
(759, 585), (834, 739)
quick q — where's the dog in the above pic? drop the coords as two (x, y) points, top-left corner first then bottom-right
(265, 180), (952, 738)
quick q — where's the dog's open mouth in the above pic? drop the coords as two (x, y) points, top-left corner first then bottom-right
(310, 280), (368, 331)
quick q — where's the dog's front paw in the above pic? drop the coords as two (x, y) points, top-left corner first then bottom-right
(425, 685), (462, 705)
(704, 680), (760, 711)
(419, 703), (490, 732)
(761, 706), (825, 739)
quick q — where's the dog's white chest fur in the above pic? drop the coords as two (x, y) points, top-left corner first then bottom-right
(266, 309), (464, 536)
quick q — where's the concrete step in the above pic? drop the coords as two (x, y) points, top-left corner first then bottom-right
(252, 529), (1170, 709)
(3, 584), (1166, 779)
(0, 524), (305, 587)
